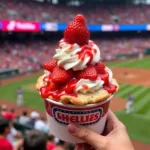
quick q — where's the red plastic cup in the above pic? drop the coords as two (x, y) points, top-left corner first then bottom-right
(44, 96), (112, 143)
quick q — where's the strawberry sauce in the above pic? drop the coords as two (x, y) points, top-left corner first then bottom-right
(99, 72), (110, 86)
(40, 79), (78, 100)
(77, 41), (96, 64)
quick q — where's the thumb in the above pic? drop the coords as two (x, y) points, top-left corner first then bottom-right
(68, 123), (107, 149)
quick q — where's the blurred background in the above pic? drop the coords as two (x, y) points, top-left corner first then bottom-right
(0, 0), (150, 150)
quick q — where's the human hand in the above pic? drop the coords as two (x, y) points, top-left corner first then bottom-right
(67, 110), (134, 150)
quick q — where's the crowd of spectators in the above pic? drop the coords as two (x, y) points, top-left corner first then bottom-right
(96, 37), (148, 60)
(0, 41), (55, 73)
(0, 104), (75, 150)
(0, 37), (148, 73)
(0, 0), (150, 24)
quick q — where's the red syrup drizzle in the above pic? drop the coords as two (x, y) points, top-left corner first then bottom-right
(99, 67), (117, 93)
(99, 71), (110, 86)
(77, 41), (96, 64)
(40, 78), (78, 100)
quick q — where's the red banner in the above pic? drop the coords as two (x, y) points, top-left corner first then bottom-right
(2, 20), (40, 32)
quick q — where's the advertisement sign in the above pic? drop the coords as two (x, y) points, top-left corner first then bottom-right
(2, 20), (40, 32)
(58, 23), (67, 31)
(41, 22), (58, 31)
(88, 24), (101, 31)
(101, 25), (113, 31)
(146, 24), (150, 31)
(1, 20), (149, 32)
(45, 23), (58, 31)
(119, 24), (146, 31)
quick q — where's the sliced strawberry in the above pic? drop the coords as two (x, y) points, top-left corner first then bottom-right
(48, 82), (60, 90)
(99, 72), (109, 86)
(64, 14), (90, 46)
(104, 84), (117, 94)
(75, 66), (98, 81)
(40, 86), (50, 98)
(43, 59), (57, 71)
(65, 79), (78, 94)
(52, 66), (73, 84)
(95, 62), (105, 74)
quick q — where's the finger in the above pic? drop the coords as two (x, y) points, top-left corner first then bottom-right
(107, 110), (120, 125)
(105, 110), (124, 134)
(68, 123), (107, 149)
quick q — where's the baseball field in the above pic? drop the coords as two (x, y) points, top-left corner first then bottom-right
(0, 57), (150, 145)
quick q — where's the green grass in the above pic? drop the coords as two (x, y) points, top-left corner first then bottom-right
(0, 75), (45, 111)
(107, 57), (150, 69)
(117, 83), (150, 116)
(115, 82), (150, 143)
(116, 111), (150, 143)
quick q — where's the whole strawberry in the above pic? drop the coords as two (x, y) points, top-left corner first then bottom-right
(75, 66), (98, 81)
(43, 59), (57, 72)
(64, 14), (90, 46)
(52, 66), (73, 84)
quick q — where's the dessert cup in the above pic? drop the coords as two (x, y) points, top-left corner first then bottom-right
(44, 95), (113, 143)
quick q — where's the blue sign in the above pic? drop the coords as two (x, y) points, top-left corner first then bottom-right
(57, 24), (102, 31)
(88, 24), (102, 31)
(40, 22), (45, 31)
(119, 24), (147, 31)
(57, 23), (67, 31)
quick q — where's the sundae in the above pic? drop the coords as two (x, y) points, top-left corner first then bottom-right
(36, 14), (119, 105)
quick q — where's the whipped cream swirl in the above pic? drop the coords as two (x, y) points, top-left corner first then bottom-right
(75, 67), (113, 94)
(105, 67), (113, 83)
(54, 39), (100, 71)
(52, 39), (113, 94)
(75, 78), (104, 93)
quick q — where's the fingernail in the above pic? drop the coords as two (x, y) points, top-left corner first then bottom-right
(68, 123), (78, 133)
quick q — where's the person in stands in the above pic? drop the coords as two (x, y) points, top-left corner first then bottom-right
(27, 111), (39, 127)
(47, 133), (56, 150)
(0, 105), (8, 115)
(0, 118), (13, 150)
(2, 112), (22, 147)
(10, 108), (16, 118)
(34, 116), (49, 133)
(23, 130), (47, 150)
(18, 111), (29, 125)
(55, 140), (66, 150)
